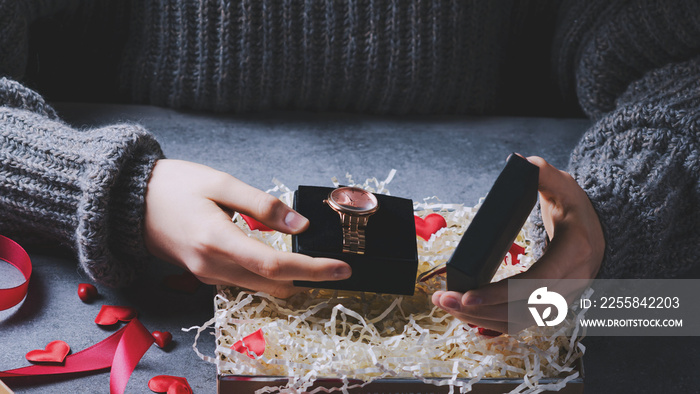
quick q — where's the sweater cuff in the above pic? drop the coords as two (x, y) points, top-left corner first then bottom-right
(78, 124), (165, 286)
(0, 105), (164, 287)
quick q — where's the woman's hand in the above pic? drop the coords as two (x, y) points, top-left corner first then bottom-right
(432, 156), (605, 333)
(143, 159), (351, 298)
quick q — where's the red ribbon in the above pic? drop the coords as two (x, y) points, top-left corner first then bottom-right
(0, 235), (155, 393)
(0, 319), (154, 394)
(0, 234), (32, 311)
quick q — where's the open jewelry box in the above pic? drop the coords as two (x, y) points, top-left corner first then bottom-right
(209, 160), (584, 393)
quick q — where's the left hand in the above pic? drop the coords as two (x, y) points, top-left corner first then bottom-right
(432, 156), (605, 333)
(142, 159), (351, 298)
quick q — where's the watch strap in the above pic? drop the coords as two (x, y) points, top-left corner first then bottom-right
(340, 213), (369, 254)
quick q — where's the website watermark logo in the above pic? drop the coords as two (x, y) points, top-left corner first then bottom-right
(509, 279), (699, 336)
(528, 287), (567, 327)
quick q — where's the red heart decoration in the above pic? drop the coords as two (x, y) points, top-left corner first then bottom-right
(506, 243), (526, 265)
(240, 214), (273, 232)
(152, 331), (173, 348)
(148, 375), (192, 394)
(94, 305), (138, 326)
(477, 327), (503, 337)
(468, 324), (503, 338)
(26, 340), (70, 363)
(414, 213), (447, 241)
(231, 329), (266, 359)
(77, 283), (98, 302)
(164, 271), (201, 294)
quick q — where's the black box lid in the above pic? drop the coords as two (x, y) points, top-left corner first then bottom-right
(446, 154), (539, 293)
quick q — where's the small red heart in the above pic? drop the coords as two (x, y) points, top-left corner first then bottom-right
(468, 324), (503, 338)
(506, 243), (526, 265)
(164, 271), (201, 294)
(478, 327), (503, 337)
(152, 331), (173, 348)
(240, 214), (273, 232)
(77, 283), (98, 302)
(26, 340), (70, 363)
(148, 375), (192, 394)
(414, 213), (447, 241)
(94, 305), (138, 326)
(231, 329), (266, 359)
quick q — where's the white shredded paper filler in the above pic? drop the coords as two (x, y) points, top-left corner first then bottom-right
(190, 172), (585, 394)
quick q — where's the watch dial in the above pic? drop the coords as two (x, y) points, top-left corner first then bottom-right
(331, 188), (377, 211)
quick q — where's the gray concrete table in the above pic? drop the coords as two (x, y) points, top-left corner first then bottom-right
(1, 104), (697, 393)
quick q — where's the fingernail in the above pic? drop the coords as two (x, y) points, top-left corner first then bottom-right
(284, 211), (309, 231)
(442, 295), (460, 310)
(333, 265), (352, 279)
(464, 294), (482, 305)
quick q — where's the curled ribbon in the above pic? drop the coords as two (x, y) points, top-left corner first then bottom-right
(0, 235), (155, 393)
(0, 234), (32, 311)
(0, 319), (154, 394)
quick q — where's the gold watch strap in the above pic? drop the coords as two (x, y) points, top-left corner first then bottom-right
(340, 214), (369, 254)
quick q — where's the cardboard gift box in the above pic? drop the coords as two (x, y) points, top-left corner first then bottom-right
(214, 284), (584, 394)
(218, 366), (584, 393)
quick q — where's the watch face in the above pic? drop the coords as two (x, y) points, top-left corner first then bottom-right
(329, 187), (379, 214)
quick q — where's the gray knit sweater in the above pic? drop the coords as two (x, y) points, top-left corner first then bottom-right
(0, 0), (698, 285)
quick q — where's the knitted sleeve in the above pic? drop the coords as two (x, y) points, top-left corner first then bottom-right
(0, 77), (165, 287)
(565, 58), (700, 279)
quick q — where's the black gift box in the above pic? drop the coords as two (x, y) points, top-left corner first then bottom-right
(292, 186), (418, 295)
(447, 154), (539, 293)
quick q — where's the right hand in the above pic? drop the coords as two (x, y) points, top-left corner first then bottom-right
(432, 156), (604, 332)
(143, 159), (352, 298)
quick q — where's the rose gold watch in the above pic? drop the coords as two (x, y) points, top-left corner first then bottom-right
(325, 187), (379, 254)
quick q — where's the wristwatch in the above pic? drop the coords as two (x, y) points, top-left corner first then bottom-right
(325, 187), (379, 254)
